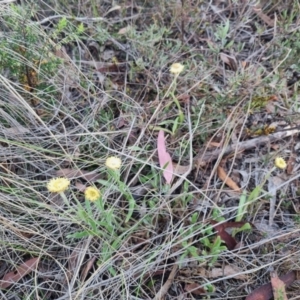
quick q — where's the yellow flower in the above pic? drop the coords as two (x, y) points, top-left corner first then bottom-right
(47, 177), (70, 193)
(105, 156), (122, 170)
(85, 186), (101, 202)
(275, 157), (287, 169)
(170, 63), (184, 75)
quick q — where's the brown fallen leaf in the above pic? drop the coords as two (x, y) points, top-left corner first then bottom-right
(253, 5), (274, 27)
(210, 265), (249, 280)
(271, 274), (288, 300)
(185, 282), (206, 295)
(118, 25), (132, 35)
(173, 162), (190, 175)
(208, 141), (222, 148)
(177, 93), (190, 104)
(0, 257), (39, 289)
(80, 257), (96, 282)
(286, 153), (296, 175)
(67, 242), (83, 280)
(217, 166), (241, 193)
(56, 169), (101, 182)
(75, 182), (87, 192)
(220, 52), (237, 71)
(241, 61), (249, 69)
(246, 271), (296, 300)
(210, 221), (252, 250)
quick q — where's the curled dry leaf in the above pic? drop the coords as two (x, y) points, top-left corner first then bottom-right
(210, 221), (252, 250)
(219, 52), (238, 71)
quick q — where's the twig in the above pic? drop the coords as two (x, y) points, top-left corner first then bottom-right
(252, 4), (275, 27)
(152, 264), (178, 300)
(194, 127), (300, 167)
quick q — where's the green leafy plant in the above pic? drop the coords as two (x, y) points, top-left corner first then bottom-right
(199, 209), (227, 266)
(214, 19), (233, 49)
(236, 156), (287, 222)
(179, 209), (228, 267)
(67, 156), (136, 241)
(201, 235), (227, 267)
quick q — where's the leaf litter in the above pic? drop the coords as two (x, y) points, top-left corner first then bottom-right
(1, 0), (300, 299)
(0, 258), (39, 289)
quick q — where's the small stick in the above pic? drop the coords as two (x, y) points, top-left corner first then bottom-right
(152, 264), (178, 300)
(194, 127), (300, 168)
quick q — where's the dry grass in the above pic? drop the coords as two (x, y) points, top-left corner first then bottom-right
(1, 0), (300, 299)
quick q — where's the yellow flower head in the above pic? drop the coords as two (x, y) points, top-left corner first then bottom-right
(85, 186), (101, 202)
(47, 177), (70, 193)
(105, 156), (122, 170)
(170, 63), (184, 75)
(275, 157), (287, 169)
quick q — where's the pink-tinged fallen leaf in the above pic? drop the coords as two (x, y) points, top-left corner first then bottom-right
(157, 130), (173, 184)
(246, 271), (296, 300)
(0, 257), (39, 289)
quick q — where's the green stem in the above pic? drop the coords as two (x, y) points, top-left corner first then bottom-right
(108, 169), (135, 223)
(165, 76), (184, 124)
